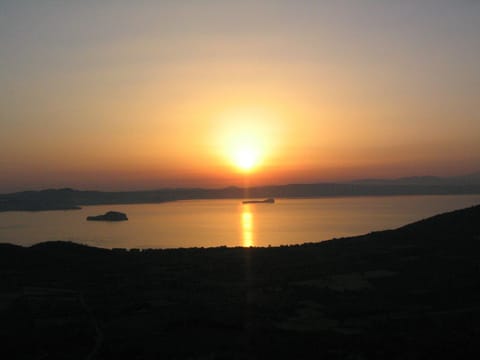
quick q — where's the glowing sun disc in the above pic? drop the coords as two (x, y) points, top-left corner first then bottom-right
(234, 147), (258, 171)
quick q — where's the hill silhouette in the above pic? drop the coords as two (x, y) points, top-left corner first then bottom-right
(352, 171), (480, 186)
(1, 172), (480, 212)
(1, 204), (480, 358)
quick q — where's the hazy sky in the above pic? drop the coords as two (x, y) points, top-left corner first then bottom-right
(1, 0), (479, 191)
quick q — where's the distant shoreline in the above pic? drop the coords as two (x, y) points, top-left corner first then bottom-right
(2, 186), (480, 213)
(0, 185), (480, 213)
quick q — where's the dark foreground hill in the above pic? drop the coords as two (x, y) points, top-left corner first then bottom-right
(1, 205), (480, 359)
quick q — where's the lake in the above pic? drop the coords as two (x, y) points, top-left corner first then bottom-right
(1, 195), (479, 249)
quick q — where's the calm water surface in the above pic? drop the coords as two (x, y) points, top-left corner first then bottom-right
(1, 195), (479, 249)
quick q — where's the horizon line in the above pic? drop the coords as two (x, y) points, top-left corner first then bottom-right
(2, 170), (480, 195)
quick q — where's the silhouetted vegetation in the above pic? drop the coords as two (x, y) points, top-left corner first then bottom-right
(1, 205), (480, 359)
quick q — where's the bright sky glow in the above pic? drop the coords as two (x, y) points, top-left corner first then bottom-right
(0, 1), (479, 191)
(234, 147), (258, 172)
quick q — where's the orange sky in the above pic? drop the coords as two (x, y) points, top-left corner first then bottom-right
(1, 1), (479, 192)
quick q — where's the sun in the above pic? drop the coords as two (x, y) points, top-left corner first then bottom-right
(234, 147), (258, 172)
(212, 107), (277, 174)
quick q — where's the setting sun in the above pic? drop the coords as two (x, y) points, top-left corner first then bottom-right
(210, 107), (278, 175)
(234, 147), (259, 172)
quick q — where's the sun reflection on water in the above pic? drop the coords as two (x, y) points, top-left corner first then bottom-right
(241, 204), (254, 247)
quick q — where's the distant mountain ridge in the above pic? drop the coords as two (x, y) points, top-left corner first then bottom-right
(1, 171), (479, 212)
(351, 171), (480, 185)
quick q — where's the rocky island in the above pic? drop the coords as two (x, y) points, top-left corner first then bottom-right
(86, 211), (128, 221)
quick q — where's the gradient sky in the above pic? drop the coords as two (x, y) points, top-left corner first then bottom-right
(1, 0), (479, 192)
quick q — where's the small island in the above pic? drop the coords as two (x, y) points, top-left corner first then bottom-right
(86, 211), (128, 221)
